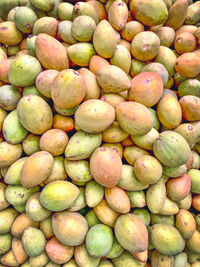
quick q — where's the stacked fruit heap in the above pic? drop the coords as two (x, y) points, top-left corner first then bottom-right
(1, 0), (200, 266)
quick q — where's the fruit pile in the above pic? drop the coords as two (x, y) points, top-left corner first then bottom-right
(0, 0), (200, 266)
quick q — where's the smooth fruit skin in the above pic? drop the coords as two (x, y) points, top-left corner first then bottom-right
(86, 224), (114, 258)
(114, 213), (148, 253)
(150, 224), (185, 255)
(153, 131), (191, 167)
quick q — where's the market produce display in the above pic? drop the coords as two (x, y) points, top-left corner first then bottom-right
(0, 0), (200, 266)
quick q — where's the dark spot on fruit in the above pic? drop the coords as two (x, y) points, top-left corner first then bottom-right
(100, 147), (106, 151)
(143, 44), (149, 51)
(177, 37), (183, 43)
(73, 70), (79, 75)
(26, 24), (31, 29)
(188, 125), (193, 131)
(117, 2), (124, 6)
(53, 213), (58, 220)
(145, 78), (151, 84)
(1, 27), (8, 31)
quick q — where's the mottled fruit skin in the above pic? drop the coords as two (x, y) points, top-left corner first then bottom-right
(22, 227), (46, 257)
(130, 0), (168, 26)
(90, 147), (122, 188)
(0, 21), (22, 45)
(179, 95), (200, 121)
(116, 101), (153, 135)
(93, 20), (117, 58)
(40, 181), (80, 211)
(75, 99), (115, 133)
(51, 69), (85, 109)
(17, 95), (53, 134)
(52, 211), (88, 246)
(153, 131), (191, 167)
(20, 151), (53, 188)
(129, 72), (163, 107)
(35, 33), (69, 71)
(167, 174), (191, 201)
(86, 224), (114, 258)
(8, 55), (42, 87)
(176, 209), (196, 239)
(150, 224), (185, 255)
(46, 237), (74, 265)
(108, 0), (128, 31)
(114, 213), (148, 253)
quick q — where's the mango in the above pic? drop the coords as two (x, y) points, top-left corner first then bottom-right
(178, 79), (200, 98)
(108, 0), (128, 30)
(72, 15), (96, 42)
(35, 33), (69, 71)
(164, 164), (187, 178)
(33, 17), (58, 37)
(85, 209), (101, 228)
(0, 208), (18, 234)
(74, 243), (100, 267)
(22, 134), (40, 156)
(51, 69), (85, 109)
(52, 211), (88, 246)
(114, 213), (148, 253)
(146, 179), (166, 214)
(86, 223), (113, 257)
(185, 1), (200, 25)
(4, 157), (27, 185)
(22, 227), (46, 257)
(188, 169), (200, 194)
(0, 233), (12, 255)
(8, 54), (42, 87)
(175, 52), (200, 78)
(17, 95), (53, 134)
(39, 218), (53, 241)
(87, 0), (107, 21)
(174, 252), (188, 267)
(127, 191), (146, 208)
(93, 20), (117, 58)
(46, 237), (73, 265)
(177, 193), (192, 210)
(20, 151), (53, 188)
(130, 59), (145, 77)
(0, 141), (22, 168)
(40, 129), (68, 156)
(153, 131), (191, 167)
(40, 180), (79, 211)
(2, 109), (28, 145)
(134, 155), (162, 185)
(112, 251), (146, 267)
(150, 224), (185, 255)
(97, 65), (131, 93)
(29, 252), (49, 267)
(160, 197), (179, 215)
(72, 2), (99, 24)
(12, 238), (28, 265)
(151, 214), (174, 226)
(0, 21), (22, 45)
(75, 99), (115, 133)
(11, 213), (39, 238)
(180, 95), (200, 121)
(116, 101), (153, 135)
(131, 31), (160, 61)
(175, 32), (196, 55)
(106, 237), (124, 259)
(0, 183), (9, 210)
(26, 192), (51, 221)
(105, 186), (130, 213)
(30, 0), (54, 12)
(110, 44), (131, 74)
(5, 185), (39, 206)
(85, 180), (104, 208)
(121, 21), (144, 42)
(153, 26), (175, 47)
(14, 6), (37, 33)
(79, 68), (100, 100)
(129, 72), (163, 107)
(165, 0), (188, 29)
(130, 0), (168, 26)
(187, 230), (200, 254)
(0, 250), (19, 266)
(58, 2), (73, 20)
(65, 159), (92, 183)
(94, 199), (119, 227)
(44, 156), (66, 184)
(131, 128), (159, 151)
(118, 164), (149, 191)
(176, 209), (196, 239)
(98, 261), (114, 267)
(151, 249), (174, 267)
(90, 147), (122, 188)
(155, 46), (177, 76)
